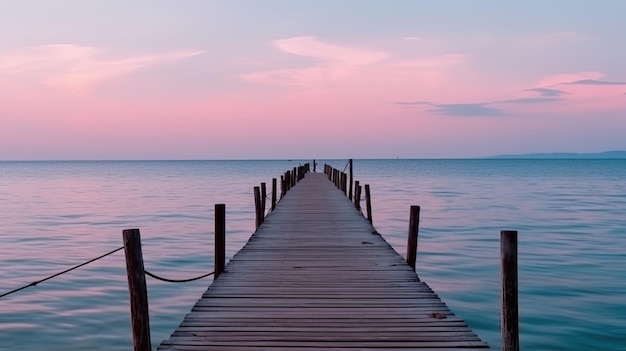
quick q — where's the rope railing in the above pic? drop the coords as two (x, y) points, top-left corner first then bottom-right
(342, 159), (351, 173)
(144, 269), (214, 283)
(1, 200), (228, 351)
(0, 246), (124, 299)
(0, 245), (215, 299)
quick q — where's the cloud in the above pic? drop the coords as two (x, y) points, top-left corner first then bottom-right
(525, 87), (568, 97)
(244, 36), (468, 88)
(243, 36), (392, 87)
(535, 72), (626, 88)
(272, 36), (388, 66)
(564, 79), (626, 86)
(495, 87), (565, 105)
(536, 72), (604, 87)
(0, 44), (205, 95)
(497, 97), (562, 105)
(399, 85), (565, 117)
(397, 101), (506, 117)
(428, 103), (506, 116)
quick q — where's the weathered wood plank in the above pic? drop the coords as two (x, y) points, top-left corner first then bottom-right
(157, 173), (488, 350)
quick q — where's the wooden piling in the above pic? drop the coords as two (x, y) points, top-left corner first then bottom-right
(280, 175), (285, 198)
(271, 178), (277, 211)
(122, 229), (152, 351)
(261, 182), (267, 216)
(214, 204), (225, 279)
(253, 186), (262, 229)
(365, 184), (372, 224)
(501, 230), (519, 351)
(354, 181), (360, 209)
(348, 159), (353, 200)
(406, 206), (420, 271)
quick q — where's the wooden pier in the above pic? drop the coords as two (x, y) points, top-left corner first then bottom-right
(157, 172), (489, 350)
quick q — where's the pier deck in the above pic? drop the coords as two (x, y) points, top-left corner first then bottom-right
(158, 173), (488, 350)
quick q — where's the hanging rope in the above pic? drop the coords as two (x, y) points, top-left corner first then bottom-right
(342, 159), (351, 173)
(0, 246), (124, 299)
(144, 270), (214, 283)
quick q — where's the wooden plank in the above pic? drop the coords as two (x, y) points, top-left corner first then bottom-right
(157, 173), (488, 350)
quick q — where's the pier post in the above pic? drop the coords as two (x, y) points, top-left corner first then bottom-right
(261, 182), (267, 217)
(122, 229), (152, 351)
(406, 206), (420, 271)
(285, 172), (289, 192)
(349, 159), (353, 200)
(501, 230), (519, 351)
(285, 171), (290, 192)
(280, 175), (285, 198)
(354, 181), (361, 210)
(254, 186), (262, 228)
(215, 204), (225, 279)
(365, 184), (373, 224)
(271, 178), (277, 211)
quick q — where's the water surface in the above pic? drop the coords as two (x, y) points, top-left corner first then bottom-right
(1, 159), (625, 350)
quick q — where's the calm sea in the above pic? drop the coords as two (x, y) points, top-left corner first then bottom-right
(1, 159), (624, 350)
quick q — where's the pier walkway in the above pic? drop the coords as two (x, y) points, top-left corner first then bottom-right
(158, 172), (488, 350)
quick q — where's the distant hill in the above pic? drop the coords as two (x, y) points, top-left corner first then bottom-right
(487, 151), (626, 159)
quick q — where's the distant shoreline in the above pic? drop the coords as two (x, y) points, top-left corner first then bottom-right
(486, 150), (626, 159)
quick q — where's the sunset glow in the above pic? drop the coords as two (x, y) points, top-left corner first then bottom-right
(2, 1), (625, 160)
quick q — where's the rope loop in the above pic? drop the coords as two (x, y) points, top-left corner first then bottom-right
(144, 270), (214, 283)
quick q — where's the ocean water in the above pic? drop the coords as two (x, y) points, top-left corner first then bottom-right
(0, 159), (624, 350)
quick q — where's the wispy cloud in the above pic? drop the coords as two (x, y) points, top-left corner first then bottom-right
(0, 44), (205, 95)
(535, 72), (604, 87)
(397, 101), (506, 117)
(272, 36), (388, 66)
(535, 72), (626, 88)
(525, 87), (568, 97)
(497, 97), (562, 104)
(564, 79), (626, 86)
(244, 36), (467, 88)
(398, 86), (564, 117)
(243, 36), (390, 86)
(427, 103), (505, 117)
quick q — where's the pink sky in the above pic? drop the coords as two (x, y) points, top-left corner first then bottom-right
(1, 1), (625, 159)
